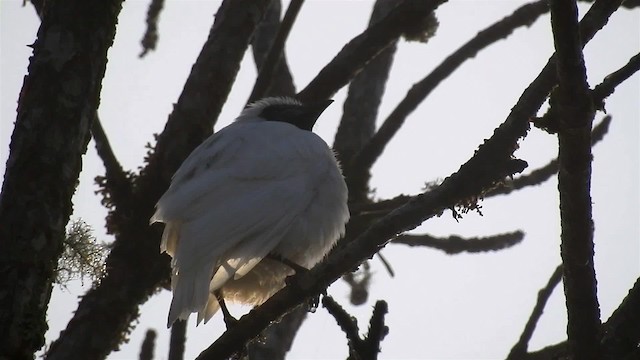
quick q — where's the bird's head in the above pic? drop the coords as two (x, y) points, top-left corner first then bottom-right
(238, 97), (333, 131)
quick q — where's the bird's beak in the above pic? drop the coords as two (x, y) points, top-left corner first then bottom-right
(304, 99), (333, 128)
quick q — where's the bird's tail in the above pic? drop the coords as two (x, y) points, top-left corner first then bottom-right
(167, 262), (214, 328)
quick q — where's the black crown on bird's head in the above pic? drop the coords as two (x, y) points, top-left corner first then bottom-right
(238, 97), (333, 131)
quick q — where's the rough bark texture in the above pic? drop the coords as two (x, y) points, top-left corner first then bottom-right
(0, 0), (123, 359)
(550, 1), (601, 359)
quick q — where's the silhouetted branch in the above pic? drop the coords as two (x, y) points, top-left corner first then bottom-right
(523, 276), (640, 360)
(139, 329), (156, 360)
(296, 0), (445, 103)
(91, 113), (134, 232)
(507, 265), (563, 359)
(0, 0), (123, 358)
(46, 1), (273, 358)
(346, 0), (550, 192)
(245, 306), (308, 360)
(323, 296), (388, 360)
(250, 0), (296, 97)
(168, 320), (186, 360)
(394, 231), (524, 254)
(343, 262), (372, 306)
(593, 52), (640, 111)
(333, 0), (403, 168)
(140, 0), (164, 58)
(550, 0), (601, 358)
(487, 115), (611, 198)
(248, 0), (303, 103)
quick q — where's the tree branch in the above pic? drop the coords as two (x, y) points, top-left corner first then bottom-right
(0, 0), (123, 358)
(394, 231), (524, 254)
(507, 265), (564, 359)
(168, 320), (186, 360)
(346, 0), (550, 192)
(592, 52), (640, 111)
(139, 329), (156, 360)
(486, 115), (611, 198)
(333, 0), (403, 203)
(333, 0), (403, 165)
(248, 0), (303, 103)
(296, 0), (445, 103)
(45, 1), (273, 359)
(550, 0), (601, 358)
(250, 0), (296, 97)
(139, 0), (164, 58)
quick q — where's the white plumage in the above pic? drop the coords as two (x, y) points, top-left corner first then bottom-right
(151, 97), (349, 327)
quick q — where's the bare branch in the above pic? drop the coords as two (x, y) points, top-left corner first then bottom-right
(323, 296), (388, 360)
(593, 52), (640, 111)
(250, 0), (296, 97)
(168, 320), (186, 360)
(248, 0), (304, 103)
(139, 329), (156, 360)
(245, 306), (308, 360)
(394, 231), (524, 254)
(507, 265), (563, 359)
(346, 0), (550, 192)
(139, 0), (164, 58)
(333, 0), (403, 167)
(550, 0), (601, 358)
(296, 0), (445, 103)
(487, 115), (611, 198)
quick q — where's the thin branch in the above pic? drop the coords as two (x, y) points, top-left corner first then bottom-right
(593, 52), (640, 111)
(394, 231), (524, 254)
(248, 0), (304, 103)
(168, 320), (186, 360)
(139, 329), (157, 360)
(139, 0), (164, 58)
(487, 115), (611, 198)
(524, 276), (640, 360)
(333, 0), (403, 167)
(550, 0), (601, 358)
(296, 0), (445, 103)
(245, 306), (308, 360)
(250, 0), (296, 97)
(346, 0), (550, 192)
(91, 113), (134, 232)
(363, 300), (389, 360)
(322, 296), (362, 358)
(507, 265), (563, 359)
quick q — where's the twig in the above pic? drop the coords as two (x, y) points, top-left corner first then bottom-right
(363, 301), (389, 360)
(250, 0), (296, 97)
(550, 0), (601, 358)
(487, 115), (611, 198)
(139, 329), (157, 360)
(592, 52), (640, 111)
(394, 231), (524, 254)
(296, 0), (445, 103)
(139, 0), (164, 58)
(168, 320), (186, 360)
(346, 0), (550, 192)
(507, 265), (563, 359)
(248, 0), (304, 103)
(322, 296), (362, 357)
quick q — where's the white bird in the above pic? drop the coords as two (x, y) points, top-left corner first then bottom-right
(151, 96), (350, 327)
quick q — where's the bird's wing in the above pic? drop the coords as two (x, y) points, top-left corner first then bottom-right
(154, 121), (333, 324)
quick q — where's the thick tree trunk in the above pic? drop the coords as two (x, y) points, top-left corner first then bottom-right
(0, 0), (123, 359)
